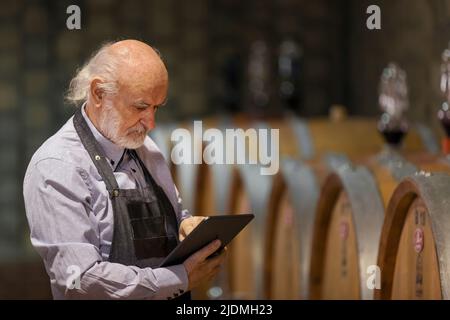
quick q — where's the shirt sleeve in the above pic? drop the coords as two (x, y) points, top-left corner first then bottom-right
(23, 158), (189, 300)
(174, 184), (192, 223)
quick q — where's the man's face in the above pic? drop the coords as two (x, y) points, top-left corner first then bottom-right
(98, 78), (168, 149)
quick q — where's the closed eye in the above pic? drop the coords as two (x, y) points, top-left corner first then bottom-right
(133, 98), (166, 111)
(133, 103), (150, 110)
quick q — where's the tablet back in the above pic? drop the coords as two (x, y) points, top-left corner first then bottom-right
(159, 214), (254, 267)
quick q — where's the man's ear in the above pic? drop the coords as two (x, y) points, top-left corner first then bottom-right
(90, 78), (104, 108)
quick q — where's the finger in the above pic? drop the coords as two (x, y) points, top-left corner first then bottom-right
(206, 252), (226, 268)
(194, 239), (221, 262)
(192, 216), (207, 229)
(185, 225), (194, 235)
(181, 216), (208, 241)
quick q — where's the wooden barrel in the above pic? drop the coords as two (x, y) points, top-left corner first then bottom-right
(262, 154), (351, 300)
(194, 116), (251, 216)
(406, 152), (450, 173)
(360, 148), (419, 206)
(309, 164), (385, 299)
(263, 136), (433, 300)
(263, 159), (319, 299)
(376, 173), (450, 299)
(226, 164), (272, 299)
(192, 122), (237, 299)
(151, 115), (437, 215)
(152, 116), (271, 299)
(308, 147), (422, 300)
(274, 115), (438, 160)
(157, 117), (225, 214)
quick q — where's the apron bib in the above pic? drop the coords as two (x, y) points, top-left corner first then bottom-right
(73, 109), (189, 299)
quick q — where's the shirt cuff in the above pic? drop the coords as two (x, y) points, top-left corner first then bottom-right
(150, 264), (189, 300)
(180, 209), (192, 223)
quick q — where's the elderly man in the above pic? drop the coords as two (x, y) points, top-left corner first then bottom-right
(23, 39), (225, 299)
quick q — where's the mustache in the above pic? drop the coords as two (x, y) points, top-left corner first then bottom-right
(126, 123), (148, 135)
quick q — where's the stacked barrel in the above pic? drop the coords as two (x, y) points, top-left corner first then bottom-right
(150, 106), (441, 300)
(146, 58), (450, 300)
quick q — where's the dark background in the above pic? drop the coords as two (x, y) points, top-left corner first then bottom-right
(1, 0), (450, 297)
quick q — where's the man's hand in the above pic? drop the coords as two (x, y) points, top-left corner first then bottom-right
(179, 216), (208, 241)
(183, 240), (227, 291)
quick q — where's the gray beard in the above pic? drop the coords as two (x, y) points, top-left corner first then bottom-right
(98, 100), (148, 149)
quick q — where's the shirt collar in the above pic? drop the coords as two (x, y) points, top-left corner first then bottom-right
(81, 103), (125, 170)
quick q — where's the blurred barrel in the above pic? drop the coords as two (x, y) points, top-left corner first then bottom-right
(268, 111), (437, 160)
(263, 159), (319, 299)
(226, 165), (272, 299)
(361, 148), (419, 206)
(263, 154), (350, 300)
(217, 111), (438, 161)
(192, 122), (236, 300)
(150, 115), (437, 216)
(194, 117), (236, 216)
(308, 148), (420, 299)
(376, 173), (450, 299)
(264, 127), (432, 300)
(406, 150), (450, 174)
(309, 165), (385, 299)
(151, 118), (224, 214)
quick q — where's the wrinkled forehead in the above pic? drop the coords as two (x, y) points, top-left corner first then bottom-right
(117, 62), (168, 101)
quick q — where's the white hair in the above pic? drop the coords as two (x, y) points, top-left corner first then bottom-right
(65, 42), (120, 107)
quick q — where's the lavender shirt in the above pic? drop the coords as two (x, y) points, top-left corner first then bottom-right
(23, 104), (191, 300)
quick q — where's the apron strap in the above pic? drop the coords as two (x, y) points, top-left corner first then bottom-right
(73, 109), (120, 198)
(128, 149), (161, 191)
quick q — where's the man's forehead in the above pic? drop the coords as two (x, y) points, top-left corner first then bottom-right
(127, 82), (168, 104)
(119, 65), (168, 86)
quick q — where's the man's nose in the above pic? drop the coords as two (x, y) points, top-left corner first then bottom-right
(140, 109), (155, 130)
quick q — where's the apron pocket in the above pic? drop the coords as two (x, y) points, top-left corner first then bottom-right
(131, 216), (166, 240)
(134, 235), (178, 259)
(127, 200), (159, 220)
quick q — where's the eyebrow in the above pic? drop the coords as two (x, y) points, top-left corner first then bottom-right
(133, 101), (151, 108)
(133, 98), (168, 108)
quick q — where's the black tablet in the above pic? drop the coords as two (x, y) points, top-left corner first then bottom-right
(159, 214), (254, 267)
